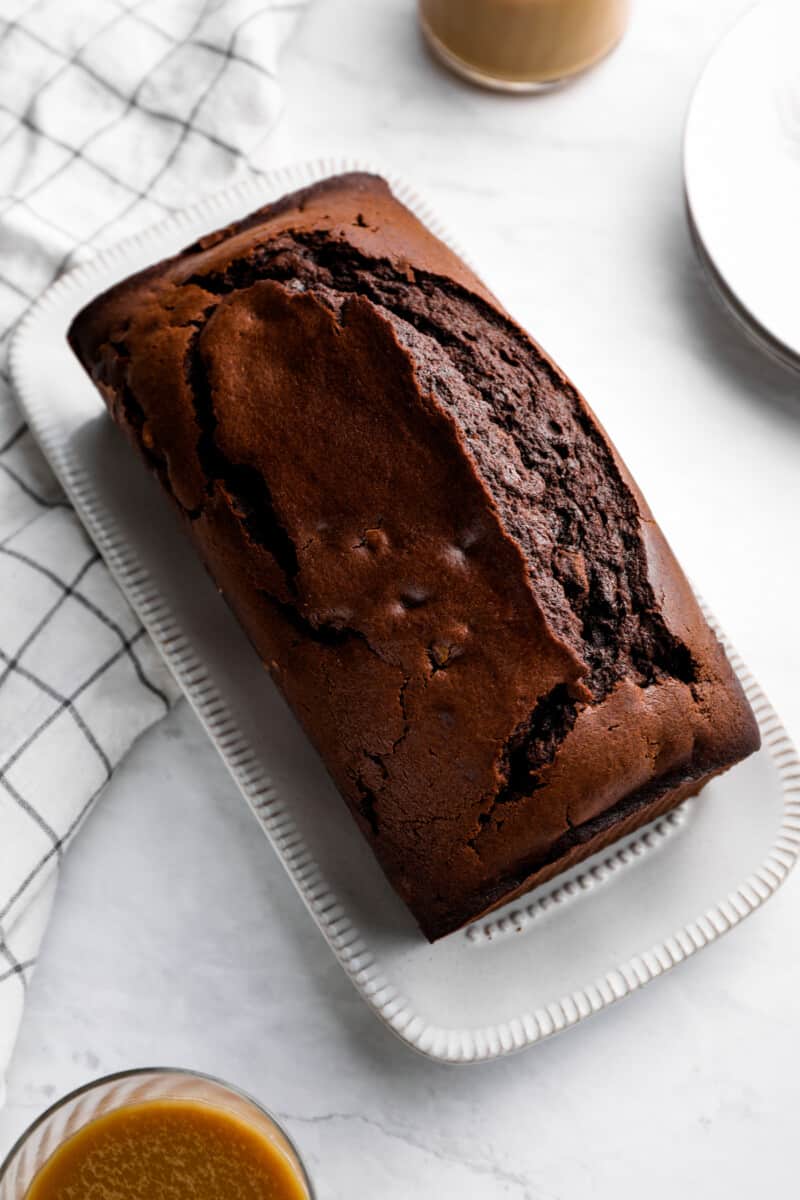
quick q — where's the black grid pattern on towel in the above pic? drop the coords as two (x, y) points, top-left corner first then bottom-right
(0, 0), (302, 1018)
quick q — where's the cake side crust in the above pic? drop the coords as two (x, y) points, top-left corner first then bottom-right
(68, 172), (760, 940)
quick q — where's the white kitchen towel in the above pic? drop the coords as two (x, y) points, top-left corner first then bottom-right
(0, 0), (306, 1087)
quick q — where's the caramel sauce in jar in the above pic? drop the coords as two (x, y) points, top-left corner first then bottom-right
(419, 0), (630, 91)
(23, 1099), (310, 1200)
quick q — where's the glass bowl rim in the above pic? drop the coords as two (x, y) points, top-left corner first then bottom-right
(0, 1065), (315, 1197)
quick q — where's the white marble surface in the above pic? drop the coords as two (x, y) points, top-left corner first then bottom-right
(4, 1), (800, 1195)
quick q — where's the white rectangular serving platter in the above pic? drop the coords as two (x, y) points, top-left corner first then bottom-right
(11, 158), (800, 1063)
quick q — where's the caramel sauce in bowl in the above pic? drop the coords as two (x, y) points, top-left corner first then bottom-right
(0, 1070), (313, 1200)
(419, 0), (630, 91)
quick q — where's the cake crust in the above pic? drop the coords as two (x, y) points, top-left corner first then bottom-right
(69, 173), (760, 940)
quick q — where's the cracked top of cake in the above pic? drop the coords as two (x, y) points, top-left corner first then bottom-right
(69, 172), (759, 938)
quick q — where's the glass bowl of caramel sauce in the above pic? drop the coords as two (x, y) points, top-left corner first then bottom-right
(419, 0), (630, 91)
(0, 1068), (314, 1200)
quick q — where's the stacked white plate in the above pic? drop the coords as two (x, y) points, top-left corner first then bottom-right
(684, 0), (800, 373)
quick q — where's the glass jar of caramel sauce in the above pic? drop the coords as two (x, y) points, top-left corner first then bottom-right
(0, 1070), (314, 1200)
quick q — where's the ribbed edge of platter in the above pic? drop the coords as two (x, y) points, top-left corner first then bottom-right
(10, 157), (800, 1064)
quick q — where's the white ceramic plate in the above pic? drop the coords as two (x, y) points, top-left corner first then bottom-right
(684, 0), (800, 371)
(11, 159), (800, 1063)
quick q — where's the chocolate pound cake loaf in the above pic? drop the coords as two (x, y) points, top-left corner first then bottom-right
(69, 173), (760, 940)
